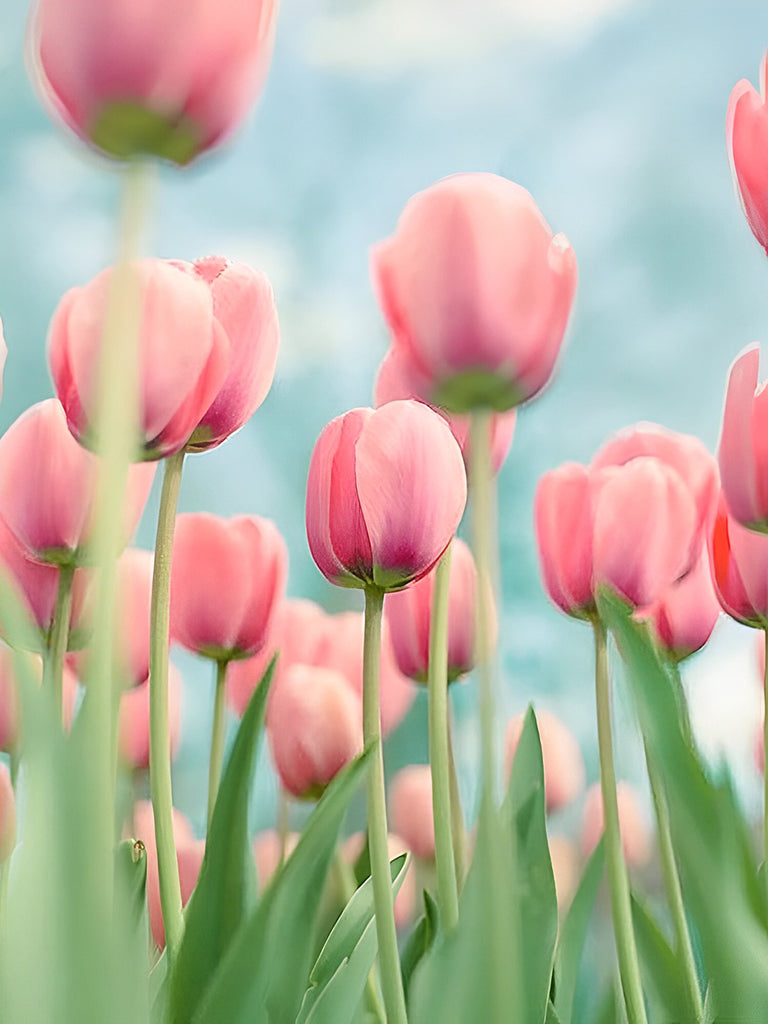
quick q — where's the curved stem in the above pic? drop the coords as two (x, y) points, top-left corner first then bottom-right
(43, 563), (75, 723)
(645, 749), (702, 1021)
(207, 659), (229, 830)
(446, 705), (466, 893)
(427, 545), (459, 931)
(149, 450), (185, 960)
(363, 585), (408, 1024)
(594, 619), (647, 1024)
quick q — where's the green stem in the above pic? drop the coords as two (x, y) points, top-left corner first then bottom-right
(446, 706), (466, 892)
(645, 748), (702, 1021)
(43, 564), (75, 723)
(363, 585), (408, 1024)
(149, 450), (185, 960)
(593, 619), (647, 1024)
(427, 545), (459, 931)
(333, 850), (387, 1024)
(207, 659), (229, 830)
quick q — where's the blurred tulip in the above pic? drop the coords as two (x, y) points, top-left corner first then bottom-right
(374, 346), (515, 474)
(388, 764), (435, 861)
(49, 260), (231, 460)
(756, 723), (764, 774)
(581, 782), (651, 867)
(29, 0), (279, 164)
(711, 493), (768, 626)
(0, 649), (77, 752)
(0, 400), (154, 565)
(643, 549), (721, 661)
(549, 835), (579, 911)
(306, 401), (466, 591)
(505, 709), (585, 814)
(267, 664), (363, 799)
(718, 345), (768, 531)
(118, 663), (182, 770)
(0, 764), (16, 863)
(170, 513), (286, 661)
(252, 830), (299, 892)
(385, 538), (489, 683)
(371, 173), (577, 413)
(727, 54), (768, 252)
(342, 831), (416, 928)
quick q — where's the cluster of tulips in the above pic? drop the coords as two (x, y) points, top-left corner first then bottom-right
(5, 2), (768, 1023)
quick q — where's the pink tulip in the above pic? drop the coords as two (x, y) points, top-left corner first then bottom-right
(643, 549), (721, 661)
(267, 664), (363, 799)
(592, 422), (719, 573)
(184, 257), (280, 451)
(252, 830), (299, 892)
(717, 345), (768, 531)
(0, 648), (78, 751)
(0, 400), (155, 565)
(549, 835), (579, 911)
(385, 538), (490, 683)
(49, 260), (231, 460)
(342, 831), (416, 928)
(727, 54), (768, 252)
(581, 782), (651, 868)
(118, 663), (182, 770)
(504, 710), (585, 814)
(374, 346), (516, 474)
(388, 764), (435, 861)
(710, 493), (768, 627)
(170, 513), (287, 661)
(306, 401), (466, 591)
(0, 764), (16, 864)
(29, 0), (279, 164)
(371, 173), (577, 412)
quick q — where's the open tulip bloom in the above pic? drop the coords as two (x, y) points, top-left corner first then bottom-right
(4, 10), (768, 1024)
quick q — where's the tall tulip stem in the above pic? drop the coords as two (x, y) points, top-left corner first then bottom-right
(446, 705), (466, 891)
(593, 619), (647, 1024)
(363, 585), (408, 1024)
(427, 544), (459, 931)
(149, 449), (185, 961)
(43, 563), (75, 723)
(207, 659), (229, 830)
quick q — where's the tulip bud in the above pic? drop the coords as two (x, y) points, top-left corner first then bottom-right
(505, 709), (585, 814)
(119, 664), (182, 770)
(718, 345), (768, 532)
(388, 764), (435, 862)
(710, 493), (768, 627)
(581, 782), (651, 867)
(726, 54), (768, 253)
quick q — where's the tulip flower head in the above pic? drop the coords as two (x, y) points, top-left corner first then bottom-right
(727, 53), (768, 252)
(643, 549), (721, 661)
(581, 782), (651, 867)
(717, 345), (768, 532)
(118, 663), (182, 770)
(29, 0), (280, 165)
(306, 400), (467, 591)
(505, 709), (586, 814)
(388, 764), (435, 862)
(252, 830), (300, 892)
(711, 493), (768, 627)
(371, 173), (577, 413)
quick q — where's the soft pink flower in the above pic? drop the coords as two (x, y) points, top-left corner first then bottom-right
(48, 260), (231, 460)
(29, 0), (279, 164)
(342, 831), (416, 928)
(549, 835), (579, 911)
(170, 513), (286, 661)
(252, 830), (299, 892)
(0, 399), (154, 565)
(388, 764), (435, 862)
(118, 663), (182, 770)
(371, 173), (577, 412)
(581, 782), (651, 867)
(717, 345), (768, 531)
(0, 764), (16, 864)
(374, 346), (516, 475)
(0, 648), (77, 751)
(727, 55), (768, 252)
(385, 538), (490, 683)
(267, 664), (363, 799)
(643, 549), (721, 661)
(306, 401), (466, 591)
(710, 493), (768, 627)
(505, 709), (585, 814)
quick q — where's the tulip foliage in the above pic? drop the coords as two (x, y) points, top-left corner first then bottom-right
(4, 5), (768, 1024)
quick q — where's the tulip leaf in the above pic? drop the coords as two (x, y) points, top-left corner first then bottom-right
(552, 839), (605, 1022)
(600, 590), (768, 1019)
(545, 1001), (564, 1024)
(192, 747), (373, 1024)
(630, 893), (691, 1022)
(169, 658), (274, 1024)
(297, 853), (409, 1024)
(401, 889), (440, 1004)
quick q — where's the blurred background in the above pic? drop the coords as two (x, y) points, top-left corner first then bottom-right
(0, 0), (766, 839)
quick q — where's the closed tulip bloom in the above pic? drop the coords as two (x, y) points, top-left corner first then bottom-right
(389, 765), (435, 861)
(185, 257), (280, 451)
(49, 260), (231, 460)
(374, 346), (516, 475)
(718, 345), (768, 531)
(385, 538), (489, 683)
(711, 494), (768, 626)
(644, 549), (721, 661)
(371, 173), (577, 413)
(0, 400), (154, 565)
(727, 54), (768, 252)
(119, 663), (182, 770)
(581, 782), (651, 867)
(29, 0), (279, 164)
(505, 710), (586, 814)
(0, 648), (77, 750)
(342, 831), (416, 927)
(267, 664), (363, 799)
(0, 764), (16, 864)
(170, 513), (287, 661)
(306, 400), (466, 591)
